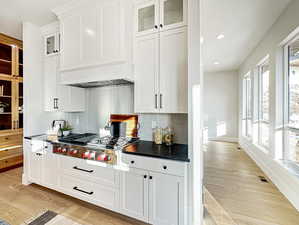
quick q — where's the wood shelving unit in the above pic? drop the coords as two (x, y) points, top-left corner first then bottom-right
(0, 33), (23, 172)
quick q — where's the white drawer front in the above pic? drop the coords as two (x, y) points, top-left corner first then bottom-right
(59, 175), (119, 211)
(122, 154), (186, 177)
(58, 156), (119, 188)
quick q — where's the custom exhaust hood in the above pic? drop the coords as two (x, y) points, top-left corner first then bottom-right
(69, 79), (134, 88)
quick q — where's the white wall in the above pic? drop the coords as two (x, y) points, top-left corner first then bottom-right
(239, 0), (299, 211)
(203, 71), (239, 142)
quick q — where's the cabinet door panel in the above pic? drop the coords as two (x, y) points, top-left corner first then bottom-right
(28, 140), (44, 183)
(101, 1), (122, 61)
(61, 15), (81, 69)
(135, 0), (159, 36)
(42, 144), (58, 188)
(134, 34), (159, 113)
(120, 169), (148, 222)
(149, 172), (184, 225)
(159, 28), (187, 113)
(81, 6), (97, 65)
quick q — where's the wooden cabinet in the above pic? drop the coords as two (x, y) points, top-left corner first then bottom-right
(120, 168), (149, 222)
(135, 0), (187, 36)
(0, 33), (23, 171)
(134, 27), (187, 113)
(56, 0), (128, 71)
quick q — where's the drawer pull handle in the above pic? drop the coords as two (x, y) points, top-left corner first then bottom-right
(163, 165), (167, 170)
(131, 160), (135, 164)
(73, 166), (94, 173)
(73, 186), (94, 195)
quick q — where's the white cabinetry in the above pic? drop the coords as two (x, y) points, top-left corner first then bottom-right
(121, 168), (149, 222)
(135, 0), (187, 36)
(43, 54), (86, 112)
(120, 154), (187, 225)
(26, 140), (58, 188)
(56, 0), (128, 71)
(134, 27), (187, 113)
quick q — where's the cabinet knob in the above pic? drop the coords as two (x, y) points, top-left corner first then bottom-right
(149, 176), (153, 180)
(144, 175), (147, 179)
(163, 165), (167, 170)
(160, 24), (163, 28)
(131, 160), (135, 164)
(154, 25), (158, 29)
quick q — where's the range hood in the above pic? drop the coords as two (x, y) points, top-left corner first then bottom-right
(69, 79), (134, 88)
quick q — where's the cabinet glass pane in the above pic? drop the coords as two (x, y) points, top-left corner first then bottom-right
(46, 36), (55, 55)
(0, 80), (12, 130)
(138, 5), (155, 32)
(163, 0), (183, 26)
(19, 49), (23, 77)
(0, 43), (12, 75)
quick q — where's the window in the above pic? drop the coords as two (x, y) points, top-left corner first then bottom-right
(242, 73), (252, 138)
(284, 38), (299, 163)
(258, 58), (270, 149)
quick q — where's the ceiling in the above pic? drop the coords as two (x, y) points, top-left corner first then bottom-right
(0, 0), (72, 40)
(202, 0), (292, 72)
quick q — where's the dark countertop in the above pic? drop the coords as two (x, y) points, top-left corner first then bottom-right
(122, 140), (190, 162)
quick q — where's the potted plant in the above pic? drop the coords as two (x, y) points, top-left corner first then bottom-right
(61, 123), (73, 136)
(0, 102), (9, 113)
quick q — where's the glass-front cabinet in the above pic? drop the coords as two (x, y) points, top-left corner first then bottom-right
(135, 0), (186, 36)
(45, 33), (60, 56)
(0, 40), (23, 132)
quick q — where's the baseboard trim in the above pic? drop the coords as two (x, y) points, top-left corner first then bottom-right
(239, 138), (299, 211)
(208, 137), (239, 143)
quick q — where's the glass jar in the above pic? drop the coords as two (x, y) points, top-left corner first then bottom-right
(164, 127), (174, 146)
(154, 127), (163, 145)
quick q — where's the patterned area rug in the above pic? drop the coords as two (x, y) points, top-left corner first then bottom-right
(0, 220), (10, 225)
(21, 211), (82, 225)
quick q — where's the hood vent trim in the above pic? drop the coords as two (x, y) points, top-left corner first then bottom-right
(68, 79), (134, 88)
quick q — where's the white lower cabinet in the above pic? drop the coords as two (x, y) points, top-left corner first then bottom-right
(120, 168), (149, 222)
(149, 172), (184, 225)
(120, 155), (187, 225)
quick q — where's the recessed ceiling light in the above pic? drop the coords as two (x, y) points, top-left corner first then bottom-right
(217, 34), (225, 39)
(214, 61), (220, 65)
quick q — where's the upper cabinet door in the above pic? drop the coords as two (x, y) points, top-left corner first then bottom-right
(135, 0), (159, 36)
(159, 27), (187, 113)
(134, 34), (160, 113)
(60, 15), (81, 69)
(160, 0), (187, 31)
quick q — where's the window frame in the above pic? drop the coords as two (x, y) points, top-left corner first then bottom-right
(283, 36), (299, 162)
(242, 72), (252, 138)
(257, 56), (270, 150)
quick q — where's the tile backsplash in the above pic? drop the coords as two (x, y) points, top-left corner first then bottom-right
(66, 85), (188, 144)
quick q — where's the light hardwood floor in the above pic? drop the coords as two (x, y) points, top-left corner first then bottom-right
(0, 168), (147, 225)
(204, 141), (299, 225)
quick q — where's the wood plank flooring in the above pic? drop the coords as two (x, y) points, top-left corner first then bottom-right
(204, 141), (299, 225)
(0, 168), (147, 225)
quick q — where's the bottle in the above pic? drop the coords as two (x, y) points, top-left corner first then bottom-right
(154, 127), (163, 145)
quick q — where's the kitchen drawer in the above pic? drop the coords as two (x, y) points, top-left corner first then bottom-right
(59, 175), (119, 211)
(0, 134), (22, 149)
(122, 154), (186, 177)
(0, 154), (23, 169)
(0, 147), (22, 158)
(58, 156), (119, 188)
